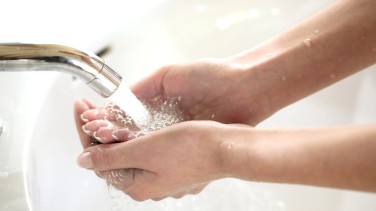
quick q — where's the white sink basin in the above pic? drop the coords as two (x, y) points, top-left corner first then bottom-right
(1, 0), (376, 210)
(0, 72), (59, 210)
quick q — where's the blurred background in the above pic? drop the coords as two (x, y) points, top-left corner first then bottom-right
(0, 0), (375, 210)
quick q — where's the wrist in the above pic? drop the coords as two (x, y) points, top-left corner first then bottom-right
(218, 126), (295, 182)
(217, 124), (265, 180)
(225, 54), (283, 124)
(217, 57), (275, 125)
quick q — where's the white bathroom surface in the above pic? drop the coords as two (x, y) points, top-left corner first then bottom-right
(1, 0), (375, 210)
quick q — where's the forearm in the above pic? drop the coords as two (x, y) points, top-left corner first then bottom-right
(230, 0), (376, 118)
(225, 124), (376, 192)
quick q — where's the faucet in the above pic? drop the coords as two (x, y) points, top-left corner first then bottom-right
(0, 43), (122, 97)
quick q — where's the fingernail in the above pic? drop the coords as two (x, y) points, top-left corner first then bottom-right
(93, 131), (103, 142)
(83, 98), (96, 108)
(82, 125), (92, 135)
(80, 114), (89, 122)
(77, 152), (93, 169)
(98, 120), (109, 127)
(81, 110), (100, 122)
(112, 131), (119, 140)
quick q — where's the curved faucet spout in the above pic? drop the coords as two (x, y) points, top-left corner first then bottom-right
(0, 43), (122, 97)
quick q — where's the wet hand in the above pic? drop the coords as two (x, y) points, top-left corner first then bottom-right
(76, 121), (231, 201)
(79, 103), (140, 144)
(131, 59), (270, 126)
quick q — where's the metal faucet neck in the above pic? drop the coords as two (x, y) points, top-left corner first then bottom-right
(0, 43), (122, 97)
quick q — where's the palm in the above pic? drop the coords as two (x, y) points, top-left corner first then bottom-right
(132, 60), (266, 125)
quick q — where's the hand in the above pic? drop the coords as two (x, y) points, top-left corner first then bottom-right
(77, 58), (272, 144)
(74, 99), (99, 149)
(76, 120), (233, 201)
(131, 59), (270, 125)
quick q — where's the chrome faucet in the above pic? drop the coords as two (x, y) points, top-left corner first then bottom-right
(0, 43), (122, 97)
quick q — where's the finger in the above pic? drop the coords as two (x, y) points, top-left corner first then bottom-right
(170, 184), (206, 199)
(190, 186), (205, 195)
(103, 168), (160, 202)
(112, 128), (134, 141)
(76, 142), (141, 171)
(83, 123), (134, 143)
(82, 98), (96, 109)
(74, 99), (96, 149)
(103, 104), (140, 131)
(94, 127), (116, 143)
(93, 169), (137, 195)
(80, 108), (106, 122)
(82, 120), (109, 136)
(111, 169), (138, 192)
(130, 66), (169, 99)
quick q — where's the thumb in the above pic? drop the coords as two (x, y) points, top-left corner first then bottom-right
(76, 142), (140, 171)
(130, 66), (169, 99)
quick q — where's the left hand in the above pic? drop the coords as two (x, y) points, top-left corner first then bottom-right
(75, 101), (231, 201)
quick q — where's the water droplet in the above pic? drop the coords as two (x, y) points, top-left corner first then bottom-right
(372, 47), (376, 53)
(330, 73), (336, 79)
(314, 29), (319, 34)
(110, 83), (150, 127)
(281, 76), (287, 81)
(104, 96), (188, 140)
(303, 38), (312, 47)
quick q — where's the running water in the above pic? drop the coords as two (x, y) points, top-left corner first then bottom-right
(108, 82), (188, 139)
(103, 83), (285, 211)
(109, 83), (151, 128)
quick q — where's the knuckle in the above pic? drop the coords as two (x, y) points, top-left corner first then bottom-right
(129, 192), (150, 202)
(95, 171), (107, 179)
(172, 194), (184, 199)
(151, 197), (164, 201)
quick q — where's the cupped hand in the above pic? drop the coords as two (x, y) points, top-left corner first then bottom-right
(74, 99), (223, 200)
(77, 59), (270, 145)
(131, 59), (270, 126)
(76, 120), (234, 201)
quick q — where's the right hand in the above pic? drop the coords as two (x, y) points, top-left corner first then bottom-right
(130, 58), (271, 125)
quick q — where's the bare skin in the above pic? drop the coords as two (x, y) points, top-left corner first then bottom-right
(76, 108), (376, 201)
(75, 0), (376, 201)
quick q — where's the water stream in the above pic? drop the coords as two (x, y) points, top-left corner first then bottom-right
(104, 83), (285, 211)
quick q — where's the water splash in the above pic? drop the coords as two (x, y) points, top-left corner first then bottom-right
(103, 94), (192, 210)
(102, 85), (285, 211)
(107, 178), (286, 211)
(105, 96), (188, 139)
(109, 83), (150, 128)
(303, 38), (312, 47)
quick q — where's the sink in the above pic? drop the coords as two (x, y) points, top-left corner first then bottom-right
(1, 0), (376, 210)
(0, 72), (58, 210)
